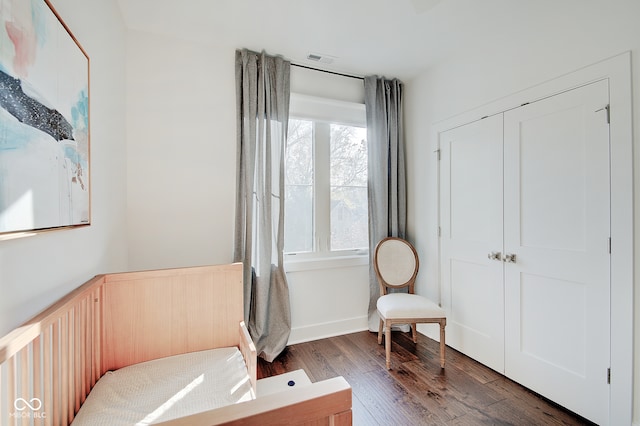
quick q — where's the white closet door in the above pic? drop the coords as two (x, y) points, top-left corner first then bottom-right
(439, 114), (504, 372)
(503, 80), (610, 425)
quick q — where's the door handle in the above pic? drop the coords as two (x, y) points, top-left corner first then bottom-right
(488, 251), (502, 261)
(503, 253), (517, 263)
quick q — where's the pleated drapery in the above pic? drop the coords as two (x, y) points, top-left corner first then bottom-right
(234, 49), (291, 362)
(364, 76), (407, 332)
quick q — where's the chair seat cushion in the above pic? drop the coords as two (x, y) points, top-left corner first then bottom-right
(377, 293), (446, 319)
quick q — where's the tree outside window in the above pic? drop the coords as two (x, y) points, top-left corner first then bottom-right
(285, 118), (368, 254)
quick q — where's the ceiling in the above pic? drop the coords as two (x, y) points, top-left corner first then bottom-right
(115, 0), (597, 81)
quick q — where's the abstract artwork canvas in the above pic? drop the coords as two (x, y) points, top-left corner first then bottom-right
(0, 0), (90, 235)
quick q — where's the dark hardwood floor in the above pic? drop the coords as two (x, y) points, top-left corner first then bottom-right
(257, 331), (595, 425)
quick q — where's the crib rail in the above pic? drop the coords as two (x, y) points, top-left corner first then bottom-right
(0, 263), (246, 426)
(101, 263), (244, 372)
(0, 276), (104, 426)
(239, 321), (257, 393)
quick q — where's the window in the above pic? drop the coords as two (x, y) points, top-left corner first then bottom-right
(329, 123), (368, 250)
(284, 94), (368, 258)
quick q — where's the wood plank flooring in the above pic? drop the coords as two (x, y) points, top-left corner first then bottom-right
(257, 331), (595, 425)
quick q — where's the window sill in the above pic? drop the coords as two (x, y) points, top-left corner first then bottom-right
(284, 254), (369, 272)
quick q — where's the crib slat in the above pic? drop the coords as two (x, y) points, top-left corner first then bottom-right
(68, 308), (73, 423)
(60, 313), (69, 425)
(87, 294), (93, 393)
(70, 307), (76, 424)
(0, 365), (3, 426)
(74, 302), (81, 417)
(0, 365), (4, 426)
(33, 335), (43, 426)
(52, 320), (60, 426)
(93, 288), (101, 381)
(43, 325), (52, 426)
(8, 356), (16, 426)
(68, 310), (74, 424)
(80, 297), (88, 405)
(19, 347), (28, 426)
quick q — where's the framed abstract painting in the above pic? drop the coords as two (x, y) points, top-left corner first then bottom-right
(0, 0), (90, 236)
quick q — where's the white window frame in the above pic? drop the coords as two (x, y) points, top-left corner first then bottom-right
(284, 93), (368, 269)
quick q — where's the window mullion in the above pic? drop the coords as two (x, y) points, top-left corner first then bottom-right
(314, 122), (331, 253)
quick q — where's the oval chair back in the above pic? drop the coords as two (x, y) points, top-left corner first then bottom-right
(373, 237), (419, 295)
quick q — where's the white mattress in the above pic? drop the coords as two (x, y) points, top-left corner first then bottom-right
(72, 347), (254, 425)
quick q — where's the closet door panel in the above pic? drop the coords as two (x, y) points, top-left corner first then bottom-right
(503, 80), (610, 425)
(439, 115), (504, 372)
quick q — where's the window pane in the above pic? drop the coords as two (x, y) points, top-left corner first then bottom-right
(330, 125), (368, 250)
(285, 185), (313, 252)
(286, 120), (314, 185)
(330, 125), (367, 186)
(331, 186), (368, 250)
(285, 119), (313, 252)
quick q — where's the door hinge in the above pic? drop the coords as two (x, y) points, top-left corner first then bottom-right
(437, 226), (442, 237)
(607, 368), (611, 384)
(435, 149), (441, 161)
(596, 104), (610, 124)
(608, 237), (612, 254)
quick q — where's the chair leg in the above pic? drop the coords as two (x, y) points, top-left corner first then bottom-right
(411, 323), (417, 343)
(378, 318), (384, 345)
(385, 323), (392, 370)
(439, 321), (446, 369)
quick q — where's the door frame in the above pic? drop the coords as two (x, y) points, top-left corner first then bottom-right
(431, 52), (633, 425)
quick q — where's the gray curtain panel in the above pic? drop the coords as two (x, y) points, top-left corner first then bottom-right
(234, 49), (291, 362)
(364, 76), (407, 332)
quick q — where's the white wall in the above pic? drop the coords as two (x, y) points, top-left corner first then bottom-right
(0, 0), (128, 336)
(286, 258), (369, 344)
(404, 0), (640, 422)
(126, 32), (237, 270)
(290, 66), (364, 104)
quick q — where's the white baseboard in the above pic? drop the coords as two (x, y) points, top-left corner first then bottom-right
(288, 315), (369, 345)
(288, 320), (440, 345)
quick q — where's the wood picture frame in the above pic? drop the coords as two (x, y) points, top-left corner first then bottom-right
(0, 0), (90, 236)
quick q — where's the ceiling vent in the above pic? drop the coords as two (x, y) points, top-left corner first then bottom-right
(306, 53), (335, 64)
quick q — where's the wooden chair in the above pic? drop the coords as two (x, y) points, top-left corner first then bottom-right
(374, 237), (446, 370)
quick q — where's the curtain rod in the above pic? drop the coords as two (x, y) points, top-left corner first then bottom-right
(291, 63), (364, 81)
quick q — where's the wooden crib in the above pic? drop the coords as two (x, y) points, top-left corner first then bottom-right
(0, 263), (352, 425)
